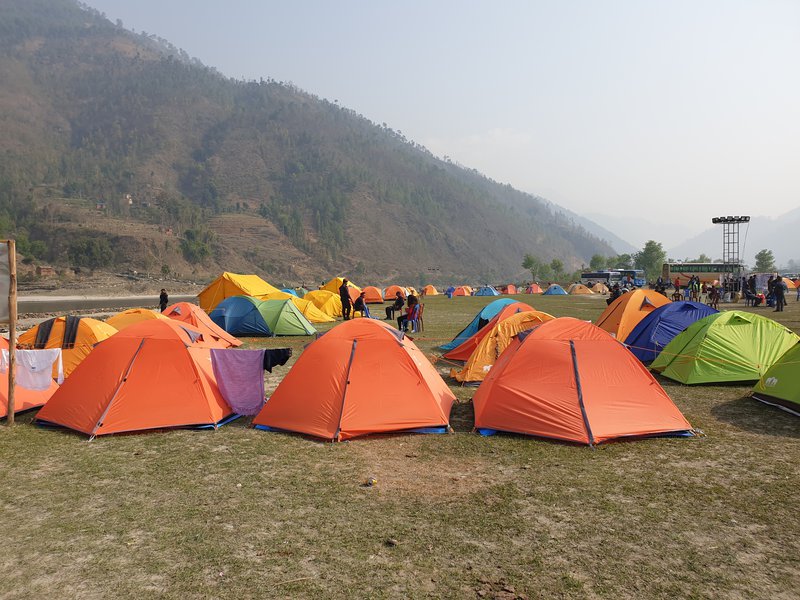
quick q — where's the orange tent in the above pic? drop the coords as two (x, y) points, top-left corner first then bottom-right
(253, 319), (455, 441)
(568, 283), (594, 295)
(362, 286), (385, 303)
(0, 337), (59, 419)
(451, 310), (555, 383)
(35, 319), (234, 437)
(106, 308), (170, 331)
(453, 286), (471, 297)
(18, 316), (118, 377)
(163, 302), (241, 347)
(525, 284), (543, 294)
(502, 284), (518, 294)
(383, 285), (407, 300)
(422, 285), (439, 296)
(595, 289), (671, 342)
(473, 317), (694, 445)
(443, 301), (535, 361)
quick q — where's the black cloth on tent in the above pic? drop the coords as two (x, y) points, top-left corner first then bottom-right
(34, 318), (56, 348)
(62, 316), (82, 349)
(263, 348), (292, 372)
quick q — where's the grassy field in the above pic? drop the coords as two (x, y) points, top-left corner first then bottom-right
(1, 294), (799, 599)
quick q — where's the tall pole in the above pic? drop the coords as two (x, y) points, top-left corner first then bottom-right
(7, 241), (16, 426)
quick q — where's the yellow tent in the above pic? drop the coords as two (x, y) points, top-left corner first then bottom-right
(422, 285), (439, 296)
(320, 277), (361, 294)
(783, 278), (797, 290)
(262, 292), (335, 323)
(304, 290), (343, 318)
(18, 316), (118, 377)
(450, 311), (555, 383)
(568, 283), (594, 295)
(591, 283), (609, 294)
(106, 308), (171, 331)
(198, 272), (280, 312)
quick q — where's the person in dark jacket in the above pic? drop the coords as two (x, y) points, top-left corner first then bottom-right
(339, 279), (353, 320)
(159, 289), (169, 312)
(773, 276), (787, 312)
(385, 291), (405, 320)
(353, 292), (370, 318)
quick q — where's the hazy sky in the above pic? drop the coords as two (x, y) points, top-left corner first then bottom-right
(86, 0), (800, 236)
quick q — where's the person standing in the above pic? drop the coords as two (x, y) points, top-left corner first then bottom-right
(339, 279), (353, 320)
(773, 276), (787, 312)
(159, 288), (169, 312)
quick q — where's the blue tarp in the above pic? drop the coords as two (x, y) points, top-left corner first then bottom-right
(439, 298), (518, 351)
(209, 296), (271, 336)
(543, 284), (568, 295)
(475, 286), (501, 296)
(281, 288), (299, 297)
(624, 301), (719, 363)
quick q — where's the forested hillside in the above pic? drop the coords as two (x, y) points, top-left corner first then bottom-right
(0, 0), (615, 285)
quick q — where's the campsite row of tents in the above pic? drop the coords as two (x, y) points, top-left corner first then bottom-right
(439, 293), (800, 421)
(3, 274), (796, 442)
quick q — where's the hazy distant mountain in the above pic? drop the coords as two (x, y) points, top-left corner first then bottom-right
(566, 212), (638, 255)
(0, 0), (616, 285)
(667, 207), (800, 268)
(585, 213), (708, 253)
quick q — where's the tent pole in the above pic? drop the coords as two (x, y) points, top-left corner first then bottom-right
(7, 241), (16, 426)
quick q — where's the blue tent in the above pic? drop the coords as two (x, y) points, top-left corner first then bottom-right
(475, 286), (501, 296)
(543, 284), (568, 295)
(439, 298), (518, 351)
(209, 296), (316, 337)
(281, 288), (299, 297)
(624, 301), (719, 363)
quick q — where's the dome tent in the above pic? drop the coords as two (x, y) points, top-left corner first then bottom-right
(443, 301), (537, 362)
(253, 319), (455, 441)
(210, 296), (316, 337)
(751, 342), (800, 416)
(163, 302), (242, 348)
(473, 318), (694, 445)
(595, 289), (671, 341)
(439, 298), (520, 352)
(650, 311), (799, 384)
(35, 319), (236, 437)
(623, 301), (718, 364)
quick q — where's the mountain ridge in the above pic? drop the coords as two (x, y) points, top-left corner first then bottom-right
(0, 0), (618, 285)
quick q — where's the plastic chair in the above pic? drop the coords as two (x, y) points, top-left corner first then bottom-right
(407, 304), (424, 333)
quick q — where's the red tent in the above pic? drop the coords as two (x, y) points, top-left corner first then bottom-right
(163, 302), (241, 347)
(35, 320), (234, 437)
(253, 319), (454, 441)
(473, 317), (693, 445)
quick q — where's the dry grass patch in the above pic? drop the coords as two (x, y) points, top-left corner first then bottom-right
(1, 294), (798, 598)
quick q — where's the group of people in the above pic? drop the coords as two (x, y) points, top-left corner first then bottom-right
(338, 280), (420, 331)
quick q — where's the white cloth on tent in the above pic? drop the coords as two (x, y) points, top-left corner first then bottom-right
(14, 348), (63, 389)
(0, 348), (7, 374)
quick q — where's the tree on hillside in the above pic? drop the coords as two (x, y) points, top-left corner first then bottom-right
(610, 253), (633, 269)
(634, 241), (666, 282)
(688, 253), (712, 263)
(522, 254), (544, 281)
(754, 249), (776, 272)
(589, 254), (606, 270)
(550, 258), (564, 281)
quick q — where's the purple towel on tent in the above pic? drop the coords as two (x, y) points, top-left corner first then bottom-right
(211, 349), (266, 416)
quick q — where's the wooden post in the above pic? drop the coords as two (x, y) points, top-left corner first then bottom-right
(7, 241), (16, 426)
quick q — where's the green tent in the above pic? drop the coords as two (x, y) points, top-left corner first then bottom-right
(650, 311), (799, 384)
(751, 342), (800, 416)
(261, 299), (317, 336)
